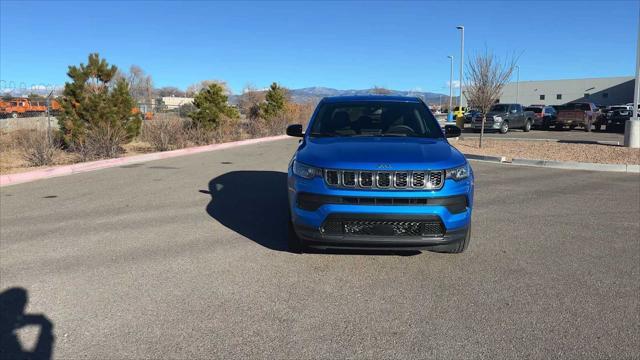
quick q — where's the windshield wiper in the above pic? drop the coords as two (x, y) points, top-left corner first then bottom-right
(380, 133), (409, 137)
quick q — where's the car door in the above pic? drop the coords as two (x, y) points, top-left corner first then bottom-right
(510, 104), (523, 127)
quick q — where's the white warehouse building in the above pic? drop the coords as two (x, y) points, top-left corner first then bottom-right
(462, 76), (635, 107)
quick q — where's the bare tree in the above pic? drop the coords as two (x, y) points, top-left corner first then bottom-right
(186, 80), (230, 97)
(115, 65), (154, 109)
(465, 51), (517, 147)
(155, 86), (185, 97)
(370, 86), (392, 95)
(238, 85), (265, 120)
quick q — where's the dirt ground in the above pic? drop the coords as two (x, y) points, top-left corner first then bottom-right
(453, 138), (640, 165)
(0, 140), (156, 175)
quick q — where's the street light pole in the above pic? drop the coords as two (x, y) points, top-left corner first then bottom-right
(448, 55), (454, 120)
(624, 9), (640, 148)
(456, 25), (465, 109)
(515, 65), (520, 104)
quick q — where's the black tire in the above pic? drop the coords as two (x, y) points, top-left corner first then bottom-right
(523, 119), (532, 132)
(11, 112), (18, 119)
(429, 226), (471, 254)
(287, 217), (304, 253)
(499, 121), (509, 134)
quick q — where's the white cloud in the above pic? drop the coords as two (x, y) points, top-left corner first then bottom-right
(445, 80), (461, 89)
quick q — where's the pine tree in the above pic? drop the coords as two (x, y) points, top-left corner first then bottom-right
(58, 53), (141, 151)
(189, 82), (239, 129)
(260, 82), (288, 120)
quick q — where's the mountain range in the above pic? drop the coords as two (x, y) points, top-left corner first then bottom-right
(229, 87), (453, 105)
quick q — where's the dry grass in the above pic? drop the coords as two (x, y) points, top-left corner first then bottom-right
(1, 130), (79, 174)
(453, 138), (640, 165)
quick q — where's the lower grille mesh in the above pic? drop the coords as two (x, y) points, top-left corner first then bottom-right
(323, 220), (444, 237)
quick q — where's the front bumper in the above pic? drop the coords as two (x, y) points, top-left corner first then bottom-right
(294, 218), (469, 250)
(288, 167), (474, 250)
(472, 121), (502, 130)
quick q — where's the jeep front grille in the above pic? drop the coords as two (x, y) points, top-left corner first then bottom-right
(343, 171), (356, 186)
(323, 169), (445, 190)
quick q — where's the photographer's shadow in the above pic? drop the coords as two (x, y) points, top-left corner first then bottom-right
(0, 287), (54, 360)
(205, 171), (291, 252)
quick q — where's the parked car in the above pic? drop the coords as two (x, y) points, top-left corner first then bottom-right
(464, 110), (481, 124)
(472, 103), (535, 134)
(553, 102), (598, 131)
(285, 96), (473, 254)
(598, 105), (633, 132)
(524, 105), (557, 130)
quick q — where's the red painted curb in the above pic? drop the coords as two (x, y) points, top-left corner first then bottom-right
(0, 135), (289, 187)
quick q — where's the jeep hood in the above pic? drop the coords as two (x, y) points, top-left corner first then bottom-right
(296, 137), (467, 171)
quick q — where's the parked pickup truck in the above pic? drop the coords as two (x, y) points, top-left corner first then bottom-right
(553, 102), (598, 132)
(598, 105), (633, 132)
(472, 103), (535, 134)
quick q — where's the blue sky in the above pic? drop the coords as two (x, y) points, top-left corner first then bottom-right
(1, 0), (638, 94)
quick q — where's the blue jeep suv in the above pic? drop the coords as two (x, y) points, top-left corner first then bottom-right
(286, 96), (474, 253)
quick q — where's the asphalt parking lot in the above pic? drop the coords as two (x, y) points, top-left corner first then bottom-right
(1, 138), (638, 359)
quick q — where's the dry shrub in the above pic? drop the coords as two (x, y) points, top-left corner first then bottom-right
(283, 102), (315, 129)
(247, 101), (316, 137)
(182, 124), (215, 146)
(141, 113), (243, 151)
(14, 130), (60, 166)
(75, 124), (128, 160)
(245, 118), (269, 138)
(0, 130), (20, 153)
(213, 115), (242, 143)
(141, 117), (187, 151)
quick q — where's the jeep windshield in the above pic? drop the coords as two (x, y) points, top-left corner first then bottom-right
(309, 101), (443, 138)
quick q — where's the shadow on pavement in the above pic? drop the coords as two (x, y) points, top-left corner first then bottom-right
(205, 171), (291, 252)
(0, 287), (54, 360)
(205, 171), (420, 256)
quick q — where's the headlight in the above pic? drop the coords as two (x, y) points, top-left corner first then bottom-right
(446, 163), (470, 181)
(493, 116), (503, 122)
(292, 160), (322, 179)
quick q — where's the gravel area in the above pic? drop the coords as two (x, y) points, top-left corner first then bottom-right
(453, 138), (640, 165)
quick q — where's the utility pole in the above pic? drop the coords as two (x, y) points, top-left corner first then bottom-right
(456, 25), (465, 109)
(46, 90), (53, 145)
(625, 9), (640, 148)
(515, 65), (520, 104)
(448, 55), (454, 121)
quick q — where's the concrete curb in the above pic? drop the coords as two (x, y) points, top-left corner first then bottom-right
(462, 153), (507, 163)
(0, 135), (289, 187)
(510, 158), (640, 173)
(462, 152), (638, 173)
(459, 136), (621, 146)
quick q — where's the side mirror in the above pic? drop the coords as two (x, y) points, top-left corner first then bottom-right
(286, 124), (303, 137)
(444, 124), (461, 138)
